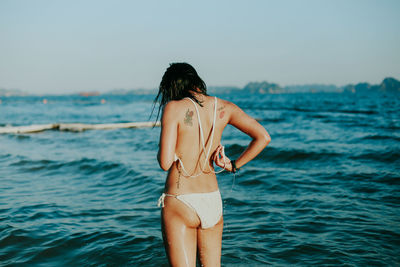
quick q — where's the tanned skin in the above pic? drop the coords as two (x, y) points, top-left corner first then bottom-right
(157, 91), (270, 266)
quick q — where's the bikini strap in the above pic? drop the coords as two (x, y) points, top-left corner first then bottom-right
(175, 155), (203, 178)
(157, 193), (176, 207)
(186, 97), (217, 171)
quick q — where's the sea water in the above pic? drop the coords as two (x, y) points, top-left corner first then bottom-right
(0, 92), (399, 266)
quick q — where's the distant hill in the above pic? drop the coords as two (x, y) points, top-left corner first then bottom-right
(107, 88), (157, 95)
(242, 81), (282, 94)
(240, 77), (400, 94)
(378, 77), (400, 92)
(0, 88), (28, 96)
(239, 82), (343, 94)
(344, 77), (400, 93)
(101, 77), (400, 95)
(2, 77), (398, 96)
(284, 84), (341, 93)
(207, 86), (241, 94)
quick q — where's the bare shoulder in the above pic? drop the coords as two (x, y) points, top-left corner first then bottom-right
(214, 97), (231, 109)
(215, 97), (242, 114)
(163, 100), (178, 111)
(162, 99), (195, 126)
(161, 100), (181, 122)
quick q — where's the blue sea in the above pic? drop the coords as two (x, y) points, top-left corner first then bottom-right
(0, 92), (399, 266)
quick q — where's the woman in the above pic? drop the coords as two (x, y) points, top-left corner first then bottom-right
(154, 63), (270, 266)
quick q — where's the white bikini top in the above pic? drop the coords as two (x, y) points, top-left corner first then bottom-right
(174, 96), (224, 177)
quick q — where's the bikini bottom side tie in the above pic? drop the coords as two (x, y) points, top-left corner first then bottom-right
(157, 190), (223, 229)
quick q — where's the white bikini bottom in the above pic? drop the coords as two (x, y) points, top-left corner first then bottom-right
(158, 190), (223, 229)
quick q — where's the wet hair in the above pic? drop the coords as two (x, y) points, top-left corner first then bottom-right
(151, 63), (208, 123)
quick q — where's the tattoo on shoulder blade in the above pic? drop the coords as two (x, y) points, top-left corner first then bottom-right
(218, 105), (226, 119)
(184, 109), (194, 126)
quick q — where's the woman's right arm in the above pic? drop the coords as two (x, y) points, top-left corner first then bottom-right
(157, 101), (179, 171)
(214, 102), (270, 171)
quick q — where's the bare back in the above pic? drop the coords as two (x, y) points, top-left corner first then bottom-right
(162, 95), (231, 194)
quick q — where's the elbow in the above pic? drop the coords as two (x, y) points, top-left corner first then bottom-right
(158, 149), (176, 171)
(261, 133), (271, 148)
(265, 134), (271, 146)
(158, 151), (172, 171)
(159, 160), (173, 171)
(160, 165), (170, 172)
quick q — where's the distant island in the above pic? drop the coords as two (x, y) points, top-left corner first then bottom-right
(106, 76), (400, 95)
(1, 77), (399, 96)
(0, 88), (29, 97)
(342, 77), (400, 94)
(231, 77), (400, 94)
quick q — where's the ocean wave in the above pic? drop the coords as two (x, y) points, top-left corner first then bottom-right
(350, 150), (400, 164)
(382, 124), (400, 131)
(226, 144), (342, 163)
(242, 105), (378, 115)
(1, 93), (399, 266)
(332, 109), (378, 115)
(256, 117), (286, 123)
(360, 134), (400, 142)
(0, 122), (159, 134)
(0, 153), (12, 163)
(8, 157), (129, 175)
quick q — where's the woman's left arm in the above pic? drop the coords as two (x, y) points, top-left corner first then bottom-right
(157, 101), (179, 171)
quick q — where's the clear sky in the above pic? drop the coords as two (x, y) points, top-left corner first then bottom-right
(1, 0), (399, 94)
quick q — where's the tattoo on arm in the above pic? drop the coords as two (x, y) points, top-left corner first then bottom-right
(176, 172), (181, 189)
(218, 105), (226, 119)
(184, 109), (194, 126)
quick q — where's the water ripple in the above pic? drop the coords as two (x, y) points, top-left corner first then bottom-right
(1, 93), (399, 265)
